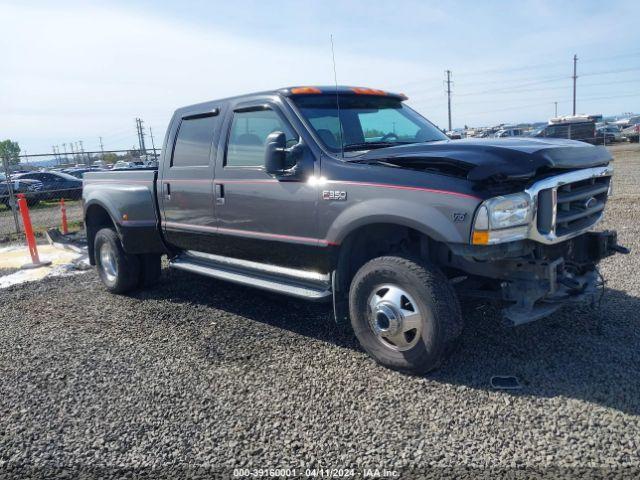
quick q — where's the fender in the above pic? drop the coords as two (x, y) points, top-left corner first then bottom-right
(323, 195), (480, 246)
(83, 185), (165, 256)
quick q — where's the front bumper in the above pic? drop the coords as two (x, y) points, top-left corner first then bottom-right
(450, 230), (629, 325)
(501, 230), (628, 325)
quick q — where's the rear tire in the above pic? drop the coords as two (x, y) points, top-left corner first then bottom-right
(94, 228), (140, 294)
(349, 255), (463, 374)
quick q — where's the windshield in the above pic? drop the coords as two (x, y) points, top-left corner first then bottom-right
(290, 95), (447, 155)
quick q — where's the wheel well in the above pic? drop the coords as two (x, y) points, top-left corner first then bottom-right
(334, 223), (431, 296)
(85, 204), (116, 265)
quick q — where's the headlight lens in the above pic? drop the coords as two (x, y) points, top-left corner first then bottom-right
(472, 192), (532, 245)
(484, 193), (531, 229)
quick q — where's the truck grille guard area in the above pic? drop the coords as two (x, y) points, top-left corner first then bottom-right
(493, 165), (628, 325)
(526, 165), (613, 244)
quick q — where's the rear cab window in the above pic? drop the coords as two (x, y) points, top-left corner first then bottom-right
(172, 115), (219, 167)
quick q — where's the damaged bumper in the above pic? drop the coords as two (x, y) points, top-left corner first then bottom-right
(450, 230), (629, 326)
(501, 231), (628, 325)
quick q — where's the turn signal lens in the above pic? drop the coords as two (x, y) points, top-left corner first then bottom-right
(290, 87), (322, 94)
(472, 230), (489, 245)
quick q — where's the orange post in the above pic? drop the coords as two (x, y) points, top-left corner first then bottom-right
(60, 198), (69, 234)
(16, 193), (41, 264)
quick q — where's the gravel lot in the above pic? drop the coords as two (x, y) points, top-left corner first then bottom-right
(0, 144), (639, 478)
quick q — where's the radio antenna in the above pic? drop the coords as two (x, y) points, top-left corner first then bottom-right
(330, 34), (345, 159)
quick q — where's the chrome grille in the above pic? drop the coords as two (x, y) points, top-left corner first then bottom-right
(554, 177), (610, 236)
(527, 166), (613, 244)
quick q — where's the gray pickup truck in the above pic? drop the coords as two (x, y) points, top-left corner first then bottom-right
(83, 86), (628, 373)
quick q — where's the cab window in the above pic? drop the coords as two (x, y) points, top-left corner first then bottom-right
(226, 109), (298, 167)
(172, 115), (218, 167)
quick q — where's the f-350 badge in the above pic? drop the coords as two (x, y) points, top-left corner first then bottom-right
(322, 190), (347, 201)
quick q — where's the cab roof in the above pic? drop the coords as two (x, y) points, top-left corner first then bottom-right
(175, 86), (407, 117)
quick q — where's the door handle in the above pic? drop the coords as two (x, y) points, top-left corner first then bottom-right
(215, 183), (225, 206)
(165, 183), (171, 199)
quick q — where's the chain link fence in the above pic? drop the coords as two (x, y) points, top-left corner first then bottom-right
(1, 156), (83, 244)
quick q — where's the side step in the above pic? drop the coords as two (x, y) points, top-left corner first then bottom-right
(169, 252), (332, 302)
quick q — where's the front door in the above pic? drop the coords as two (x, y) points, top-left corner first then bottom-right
(160, 109), (220, 251)
(211, 101), (320, 270)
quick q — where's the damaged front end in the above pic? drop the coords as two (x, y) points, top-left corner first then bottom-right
(449, 231), (629, 325)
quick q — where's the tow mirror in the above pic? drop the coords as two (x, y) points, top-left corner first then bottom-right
(264, 131), (286, 175)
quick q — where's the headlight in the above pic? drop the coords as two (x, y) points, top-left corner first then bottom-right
(471, 192), (532, 245)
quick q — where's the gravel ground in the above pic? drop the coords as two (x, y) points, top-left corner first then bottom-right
(0, 200), (83, 238)
(0, 144), (639, 478)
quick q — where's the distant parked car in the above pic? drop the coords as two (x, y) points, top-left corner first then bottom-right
(531, 118), (597, 144)
(446, 130), (463, 139)
(614, 115), (640, 129)
(64, 167), (104, 178)
(113, 161), (145, 169)
(15, 171), (83, 201)
(596, 125), (622, 143)
(495, 128), (523, 138)
(621, 124), (640, 143)
(0, 173), (43, 207)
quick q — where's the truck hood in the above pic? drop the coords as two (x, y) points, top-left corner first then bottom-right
(356, 137), (612, 183)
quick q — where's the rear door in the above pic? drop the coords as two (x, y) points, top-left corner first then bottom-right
(160, 108), (222, 251)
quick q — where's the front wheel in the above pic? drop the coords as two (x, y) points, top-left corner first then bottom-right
(349, 255), (463, 374)
(94, 228), (140, 294)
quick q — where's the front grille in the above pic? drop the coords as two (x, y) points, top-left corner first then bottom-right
(536, 175), (610, 238)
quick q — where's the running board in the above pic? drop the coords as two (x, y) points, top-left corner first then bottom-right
(169, 254), (332, 302)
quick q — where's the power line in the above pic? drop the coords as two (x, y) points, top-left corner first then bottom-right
(412, 79), (640, 104)
(458, 92), (640, 118)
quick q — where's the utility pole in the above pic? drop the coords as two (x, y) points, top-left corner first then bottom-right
(445, 70), (453, 131)
(99, 136), (105, 162)
(135, 119), (142, 154)
(572, 54), (578, 116)
(149, 127), (157, 159)
(79, 140), (86, 164)
(62, 143), (67, 164)
(69, 143), (76, 164)
(135, 118), (147, 157)
(554, 102), (558, 118)
(52, 146), (57, 164)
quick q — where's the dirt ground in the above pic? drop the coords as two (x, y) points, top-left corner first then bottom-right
(0, 143), (638, 478)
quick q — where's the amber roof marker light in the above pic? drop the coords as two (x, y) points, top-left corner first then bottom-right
(351, 87), (387, 95)
(290, 87), (323, 95)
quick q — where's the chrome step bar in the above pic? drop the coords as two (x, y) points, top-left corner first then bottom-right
(169, 252), (332, 302)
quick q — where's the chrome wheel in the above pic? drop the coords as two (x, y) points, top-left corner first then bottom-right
(368, 284), (423, 351)
(99, 242), (118, 283)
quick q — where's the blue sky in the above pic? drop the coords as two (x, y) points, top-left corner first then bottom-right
(1, 0), (639, 156)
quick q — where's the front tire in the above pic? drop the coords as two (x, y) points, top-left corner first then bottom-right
(94, 228), (140, 294)
(349, 255), (463, 374)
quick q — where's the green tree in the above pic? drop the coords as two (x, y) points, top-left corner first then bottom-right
(102, 153), (118, 164)
(0, 139), (21, 166)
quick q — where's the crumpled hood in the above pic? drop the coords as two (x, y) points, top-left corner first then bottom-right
(358, 137), (612, 182)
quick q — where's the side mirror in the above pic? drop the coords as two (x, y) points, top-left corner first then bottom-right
(264, 131), (286, 175)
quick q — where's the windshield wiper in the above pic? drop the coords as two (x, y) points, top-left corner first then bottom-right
(342, 141), (412, 151)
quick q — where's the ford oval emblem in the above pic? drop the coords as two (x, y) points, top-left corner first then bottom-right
(584, 197), (597, 209)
